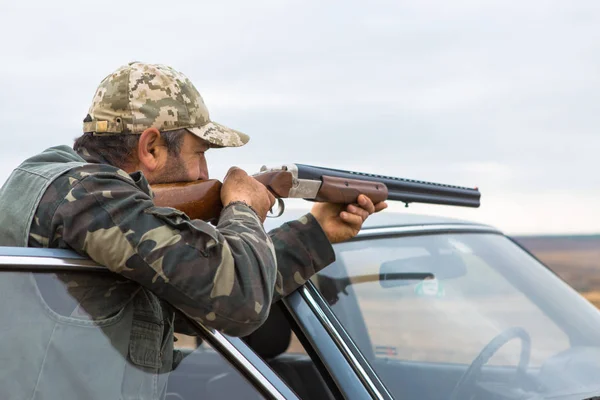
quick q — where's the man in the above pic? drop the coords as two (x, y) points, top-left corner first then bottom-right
(0, 62), (386, 399)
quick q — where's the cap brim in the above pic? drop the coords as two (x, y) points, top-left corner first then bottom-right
(187, 122), (249, 148)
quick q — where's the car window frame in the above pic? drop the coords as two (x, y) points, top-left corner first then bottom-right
(284, 284), (393, 400)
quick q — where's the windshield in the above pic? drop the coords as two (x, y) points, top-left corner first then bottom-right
(314, 232), (600, 400)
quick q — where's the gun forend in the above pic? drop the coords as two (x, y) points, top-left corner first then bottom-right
(253, 167), (387, 205)
(314, 176), (388, 203)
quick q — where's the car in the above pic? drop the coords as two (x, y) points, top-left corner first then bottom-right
(2, 210), (600, 400)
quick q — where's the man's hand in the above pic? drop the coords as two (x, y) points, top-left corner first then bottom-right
(221, 167), (276, 222)
(310, 195), (388, 244)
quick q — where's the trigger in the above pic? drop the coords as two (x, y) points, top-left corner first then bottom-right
(268, 198), (285, 218)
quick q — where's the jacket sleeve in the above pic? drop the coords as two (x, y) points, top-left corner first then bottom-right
(174, 213), (336, 335)
(268, 213), (336, 302)
(52, 172), (277, 337)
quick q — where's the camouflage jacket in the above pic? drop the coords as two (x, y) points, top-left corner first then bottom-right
(28, 146), (335, 337)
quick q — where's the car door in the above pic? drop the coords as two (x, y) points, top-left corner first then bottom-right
(0, 247), (300, 400)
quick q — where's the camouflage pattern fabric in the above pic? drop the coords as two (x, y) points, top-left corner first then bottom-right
(83, 62), (249, 148)
(28, 147), (335, 337)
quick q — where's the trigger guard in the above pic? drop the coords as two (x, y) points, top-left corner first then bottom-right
(268, 198), (285, 218)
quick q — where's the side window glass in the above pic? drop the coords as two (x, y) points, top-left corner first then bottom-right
(168, 336), (265, 400)
(1, 271), (266, 400)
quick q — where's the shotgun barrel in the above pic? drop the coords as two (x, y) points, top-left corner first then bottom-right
(293, 164), (481, 208)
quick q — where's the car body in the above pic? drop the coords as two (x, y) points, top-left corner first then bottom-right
(2, 210), (600, 400)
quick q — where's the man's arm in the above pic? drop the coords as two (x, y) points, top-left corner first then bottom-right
(268, 213), (336, 301)
(50, 171), (277, 337)
(174, 212), (335, 335)
(266, 194), (386, 302)
(175, 196), (382, 335)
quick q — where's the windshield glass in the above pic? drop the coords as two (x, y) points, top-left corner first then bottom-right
(314, 232), (600, 400)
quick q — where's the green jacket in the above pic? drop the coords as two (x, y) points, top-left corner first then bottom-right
(0, 145), (335, 399)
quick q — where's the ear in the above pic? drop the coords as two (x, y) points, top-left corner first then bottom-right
(137, 128), (166, 172)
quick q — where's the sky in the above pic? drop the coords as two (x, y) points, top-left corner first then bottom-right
(1, 0), (599, 235)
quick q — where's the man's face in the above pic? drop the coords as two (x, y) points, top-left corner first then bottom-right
(151, 132), (210, 184)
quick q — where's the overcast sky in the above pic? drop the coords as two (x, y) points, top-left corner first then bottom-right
(1, 0), (599, 235)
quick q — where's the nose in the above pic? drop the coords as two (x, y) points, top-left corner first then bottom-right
(198, 156), (209, 180)
(198, 164), (209, 180)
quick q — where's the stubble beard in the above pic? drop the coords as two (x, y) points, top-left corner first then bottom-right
(152, 154), (190, 184)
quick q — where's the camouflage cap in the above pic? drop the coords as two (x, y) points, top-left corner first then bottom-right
(83, 61), (249, 147)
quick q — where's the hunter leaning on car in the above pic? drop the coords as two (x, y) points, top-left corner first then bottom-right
(0, 62), (387, 399)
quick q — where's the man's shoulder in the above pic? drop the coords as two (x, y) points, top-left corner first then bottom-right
(61, 163), (138, 185)
(18, 145), (136, 187)
(37, 162), (147, 214)
(30, 161), (150, 247)
(43, 162), (134, 198)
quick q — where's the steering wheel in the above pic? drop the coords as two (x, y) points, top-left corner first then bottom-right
(447, 327), (532, 400)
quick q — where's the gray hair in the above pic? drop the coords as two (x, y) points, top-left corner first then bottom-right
(73, 129), (187, 169)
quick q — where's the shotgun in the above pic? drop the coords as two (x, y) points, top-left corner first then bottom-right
(151, 164), (481, 223)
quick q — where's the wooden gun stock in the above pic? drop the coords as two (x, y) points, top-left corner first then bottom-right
(150, 171), (294, 223)
(150, 170), (389, 223)
(252, 171), (294, 197)
(152, 180), (224, 223)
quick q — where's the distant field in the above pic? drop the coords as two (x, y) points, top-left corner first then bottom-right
(514, 234), (600, 306)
